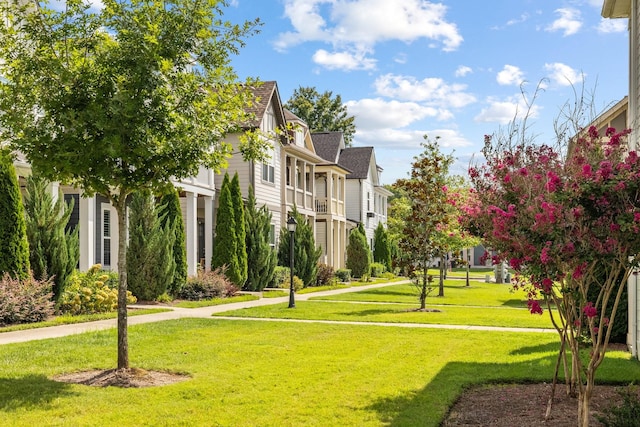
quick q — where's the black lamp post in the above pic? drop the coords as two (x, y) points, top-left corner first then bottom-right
(287, 216), (297, 308)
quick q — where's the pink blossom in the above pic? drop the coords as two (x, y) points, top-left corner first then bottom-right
(583, 302), (597, 318)
(541, 278), (553, 293)
(528, 299), (543, 315)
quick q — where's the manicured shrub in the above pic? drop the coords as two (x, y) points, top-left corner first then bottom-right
(314, 263), (335, 287)
(127, 191), (176, 301)
(23, 175), (79, 303)
(0, 272), (54, 325)
(212, 176), (242, 286)
(58, 265), (135, 315)
(278, 206), (322, 287)
(230, 173), (248, 288)
(159, 188), (188, 296)
(0, 149), (30, 279)
(177, 268), (238, 301)
(370, 262), (386, 278)
(244, 186), (276, 291)
(335, 268), (351, 282)
(271, 266), (290, 288)
(346, 224), (371, 278)
(373, 222), (392, 272)
(280, 275), (303, 292)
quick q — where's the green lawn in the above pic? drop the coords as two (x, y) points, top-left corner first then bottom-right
(172, 294), (259, 308)
(1, 318), (638, 426)
(214, 300), (556, 329)
(310, 280), (529, 308)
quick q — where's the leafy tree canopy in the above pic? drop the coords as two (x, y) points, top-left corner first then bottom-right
(284, 86), (356, 146)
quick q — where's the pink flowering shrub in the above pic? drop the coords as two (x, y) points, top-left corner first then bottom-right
(464, 126), (639, 425)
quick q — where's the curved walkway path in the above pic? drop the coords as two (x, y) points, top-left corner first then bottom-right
(0, 279), (554, 345)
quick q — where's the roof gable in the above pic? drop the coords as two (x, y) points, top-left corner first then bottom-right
(338, 146), (375, 180)
(245, 81), (287, 135)
(311, 132), (345, 163)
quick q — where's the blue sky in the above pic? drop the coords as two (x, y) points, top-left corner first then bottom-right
(221, 0), (630, 185)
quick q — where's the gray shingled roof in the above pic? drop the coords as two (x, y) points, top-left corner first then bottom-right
(311, 131), (343, 163)
(338, 146), (374, 179)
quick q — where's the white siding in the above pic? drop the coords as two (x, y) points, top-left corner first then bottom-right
(345, 180), (361, 222)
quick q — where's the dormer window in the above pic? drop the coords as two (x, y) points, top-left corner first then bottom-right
(264, 104), (276, 133)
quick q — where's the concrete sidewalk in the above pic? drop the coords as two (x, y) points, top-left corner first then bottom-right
(0, 279), (555, 345)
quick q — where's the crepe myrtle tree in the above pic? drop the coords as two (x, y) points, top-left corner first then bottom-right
(396, 136), (453, 310)
(464, 125), (640, 426)
(0, 0), (262, 370)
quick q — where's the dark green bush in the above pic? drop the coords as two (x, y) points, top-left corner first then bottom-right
(159, 188), (188, 296)
(177, 268), (238, 301)
(0, 272), (54, 325)
(335, 268), (351, 282)
(346, 224), (371, 278)
(314, 263), (335, 287)
(0, 149), (29, 279)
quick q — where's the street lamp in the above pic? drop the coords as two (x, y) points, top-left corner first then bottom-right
(287, 216), (297, 308)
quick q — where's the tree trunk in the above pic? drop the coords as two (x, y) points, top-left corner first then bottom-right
(420, 268), (427, 310)
(438, 255), (445, 297)
(115, 196), (129, 371)
(578, 376), (594, 427)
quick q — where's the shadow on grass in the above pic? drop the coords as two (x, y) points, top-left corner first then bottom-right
(364, 346), (640, 426)
(0, 375), (77, 411)
(339, 308), (406, 317)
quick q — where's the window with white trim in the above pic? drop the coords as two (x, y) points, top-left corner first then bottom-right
(262, 144), (275, 184)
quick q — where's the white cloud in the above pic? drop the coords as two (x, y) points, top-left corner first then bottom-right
(496, 65), (525, 86)
(544, 62), (584, 86)
(455, 65), (472, 77)
(355, 128), (471, 150)
(346, 98), (445, 129)
(597, 18), (628, 33)
(373, 74), (476, 108)
(474, 96), (541, 125)
(275, 0), (463, 54)
(312, 49), (376, 71)
(546, 8), (582, 36)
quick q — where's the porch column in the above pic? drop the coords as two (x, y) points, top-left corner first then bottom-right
(185, 191), (198, 276)
(204, 195), (213, 271)
(78, 195), (95, 271)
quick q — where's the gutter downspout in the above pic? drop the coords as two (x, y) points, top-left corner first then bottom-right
(631, 0), (639, 360)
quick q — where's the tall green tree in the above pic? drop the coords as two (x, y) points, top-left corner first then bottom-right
(278, 206), (322, 287)
(396, 136), (454, 310)
(0, 0), (260, 370)
(23, 175), (79, 302)
(0, 149), (29, 279)
(284, 86), (356, 146)
(373, 222), (391, 272)
(347, 223), (371, 278)
(158, 188), (187, 296)
(212, 179), (241, 286)
(230, 173), (247, 287)
(244, 186), (276, 291)
(127, 191), (176, 301)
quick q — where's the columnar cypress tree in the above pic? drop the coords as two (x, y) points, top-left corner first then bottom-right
(127, 191), (176, 301)
(212, 178), (241, 286)
(23, 174), (79, 302)
(373, 222), (392, 272)
(346, 223), (371, 278)
(244, 186), (276, 291)
(278, 205), (322, 287)
(230, 173), (247, 287)
(0, 150), (29, 279)
(159, 188), (187, 295)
